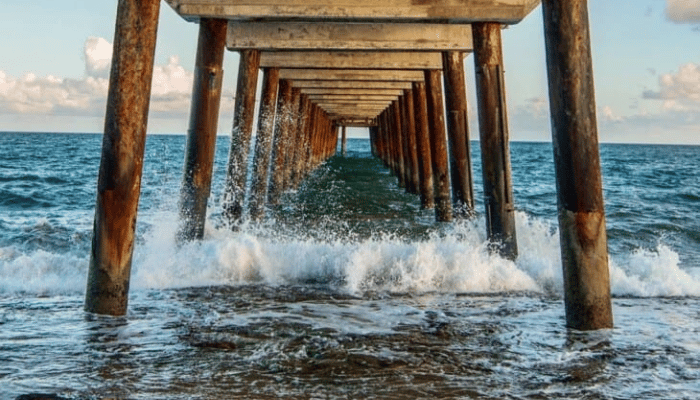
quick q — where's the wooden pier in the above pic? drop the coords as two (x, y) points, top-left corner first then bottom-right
(86, 0), (613, 331)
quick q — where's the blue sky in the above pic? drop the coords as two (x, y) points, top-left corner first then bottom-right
(0, 0), (698, 144)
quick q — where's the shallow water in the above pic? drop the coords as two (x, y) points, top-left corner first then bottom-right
(1, 133), (699, 399)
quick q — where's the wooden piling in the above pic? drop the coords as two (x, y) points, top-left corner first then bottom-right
(369, 125), (378, 157)
(380, 111), (392, 170)
(412, 81), (435, 210)
(391, 100), (406, 188)
(249, 67), (280, 221)
(268, 79), (293, 205)
(223, 49), (261, 226)
(425, 69), (453, 222)
(178, 18), (227, 241)
(284, 88), (302, 190)
(331, 123), (339, 157)
(402, 90), (420, 195)
(341, 126), (347, 156)
(293, 97), (312, 187)
(472, 22), (518, 260)
(542, 0), (613, 330)
(398, 94), (415, 194)
(304, 105), (319, 174)
(85, 0), (161, 316)
(442, 51), (475, 217)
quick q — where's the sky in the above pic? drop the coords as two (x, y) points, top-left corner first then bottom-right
(0, 0), (698, 144)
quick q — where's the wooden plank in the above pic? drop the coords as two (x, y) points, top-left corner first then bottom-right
(280, 69), (424, 81)
(318, 104), (391, 110)
(301, 88), (404, 96)
(260, 51), (442, 70)
(332, 117), (376, 124)
(227, 22), (472, 50)
(307, 94), (398, 101)
(166, 0), (541, 25)
(292, 81), (414, 89)
(321, 108), (387, 114)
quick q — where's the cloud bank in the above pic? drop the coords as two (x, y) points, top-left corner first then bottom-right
(0, 37), (210, 119)
(666, 0), (700, 23)
(643, 63), (700, 111)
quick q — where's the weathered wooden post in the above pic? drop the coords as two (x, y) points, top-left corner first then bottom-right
(442, 51), (475, 217)
(425, 69), (453, 222)
(85, 0), (160, 316)
(268, 79), (293, 205)
(413, 81), (435, 210)
(293, 97), (312, 187)
(369, 125), (378, 157)
(304, 105), (319, 174)
(341, 125), (347, 156)
(223, 49), (261, 226)
(402, 90), (420, 195)
(391, 100), (407, 188)
(542, 0), (613, 330)
(331, 123), (339, 157)
(378, 113), (389, 166)
(178, 18), (227, 241)
(380, 111), (392, 169)
(398, 94), (415, 195)
(249, 67), (280, 221)
(472, 23), (518, 260)
(284, 88), (302, 190)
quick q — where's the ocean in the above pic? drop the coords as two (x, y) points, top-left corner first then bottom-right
(1, 132), (699, 399)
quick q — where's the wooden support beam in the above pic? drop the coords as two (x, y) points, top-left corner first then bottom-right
(284, 88), (303, 190)
(369, 125), (379, 154)
(377, 111), (391, 168)
(341, 126), (347, 156)
(327, 111), (383, 117)
(314, 104), (393, 111)
(179, 18), (227, 242)
(249, 67), (280, 221)
(337, 120), (376, 127)
(85, 0), (161, 316)
(425, 69), (452, 222)
(399, 94), (415, 194)
(166, 0), (541, 25)
(292, 81), (413, 90)
(306, 94), (399, 101)
(442, 50), (475, 217)
(473, 22), (517, 259)
(223, 49), (261, 226)
(227, 22), (473, 51)
(402, 89), (420, 195)
(260, 51), (442, 70)
(413, 81), (435, 209)
(317, 103), (390, 110)
(542, 0), (612, 331)
(269, 79), (294, 205)
(280, 69), (424, 82)
(391, 100), (406, 188)
(291, 96), (312, 188)
(301, 88), (404, 96)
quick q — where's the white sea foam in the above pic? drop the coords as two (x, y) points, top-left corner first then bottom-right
(2, 211), (700, 298)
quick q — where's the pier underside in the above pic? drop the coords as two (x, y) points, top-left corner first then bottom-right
(85, 0), (612, 332)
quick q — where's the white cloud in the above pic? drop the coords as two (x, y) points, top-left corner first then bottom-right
(0, 37), (205, 119)
(84, 37), (112, 78)
(643, 63), (700, 111)
(666, 0), (700, 23)
(0, 69), (108, 115)
(601, 105), (624, 122)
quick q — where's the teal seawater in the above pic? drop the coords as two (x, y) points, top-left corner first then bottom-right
(0, 132), (699, 399)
